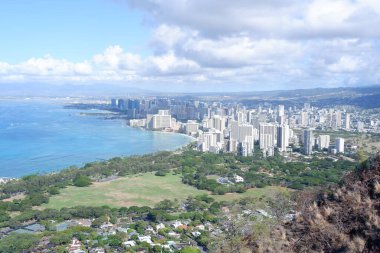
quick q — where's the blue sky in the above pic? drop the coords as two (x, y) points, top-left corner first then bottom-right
(0, 0), (149, 63)
(1, 0), (380, 92)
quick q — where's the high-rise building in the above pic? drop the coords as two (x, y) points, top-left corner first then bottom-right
(111, 99), (117, 108)
(150, 110), (172, 129)
(238, 124), (254, 142)
(345, 113), (350, 130)
(336, 111), (342, 128)
(230, 120), (239, 140)
(332, 111), (342, 129)
(303, 129), (313, 155)
(212, 115), (226, 132)
(247, 110), (255, 124)
(252, 128), (259, 141)
(228, 138), (238, 153)
(185, 120), (199, 135)
(128, 99), (140, 110)
(199, 132), (217, 152)
(237, 111), (247, 123)
(239, 136), (254, 157)
(278, 115), (286, 125)
(117, 99), (126, 110)
(335, 137), (345, 153)
(300, 111), (309, 126)
(260, 134), (274, 150)
(278, 105), (285, 117)
(277, 124), (289, 152)
(317, 135), (330, 150)
(259, 123), (276, 150)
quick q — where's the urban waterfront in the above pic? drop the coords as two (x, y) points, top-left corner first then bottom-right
(0, 98), (192, 178)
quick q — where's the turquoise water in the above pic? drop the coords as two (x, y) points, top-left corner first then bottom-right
(0, 99), (191, 177)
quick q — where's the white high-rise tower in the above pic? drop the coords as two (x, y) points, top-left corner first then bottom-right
(345, 113), (350, 130)
(335, 138), (345, 153)
(277, 125), (289, 152)
(303, 129), (313, 155)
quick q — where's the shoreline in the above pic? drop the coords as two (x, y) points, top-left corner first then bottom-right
(1, 142), (193, 181)
(0, 102), (195, 179)
(67, 104), (197, 143)
(128, 125), (197, 142)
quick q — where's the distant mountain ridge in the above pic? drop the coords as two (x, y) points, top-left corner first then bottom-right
(1, 83), (380, 109)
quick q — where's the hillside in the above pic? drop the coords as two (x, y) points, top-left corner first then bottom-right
(257, 154), (380, 252)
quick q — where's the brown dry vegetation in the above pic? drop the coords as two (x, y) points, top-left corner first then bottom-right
(253, 154), (380, 253)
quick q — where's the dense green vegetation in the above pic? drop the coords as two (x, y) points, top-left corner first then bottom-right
(0, 145), (358, 253)
(0, 143), (362, 253)
(0, 233), (40, 253)
(73, 175), (92, 187)
(0, 147), (356, 227)
(179, 148), (356, 192)
(0, 194), (226, 252)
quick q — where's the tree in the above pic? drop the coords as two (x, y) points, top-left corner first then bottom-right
(107, 233), (123, 247)
(73, 175), (92, 187)
(91, 216), (108, 228)
(50, 232), (72, 245)
(48, 187), (60, 195)
(153, 245), (163, 252)
(155, 170), (167, 176)
(357, 148), (369, 163)
(0, 233), (39, 253)
(155, 199), (178, 211)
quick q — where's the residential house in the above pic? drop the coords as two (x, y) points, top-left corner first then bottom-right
(233, 174), (244, 183)
(156, 223), (165, 231)
(138, 235), (153, 244)
(171, 220), (183, 229)
(191, 231), (201, 237)
(123, 241), (137, 247)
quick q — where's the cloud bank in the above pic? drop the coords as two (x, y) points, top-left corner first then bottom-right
(1, 0), (380, 91)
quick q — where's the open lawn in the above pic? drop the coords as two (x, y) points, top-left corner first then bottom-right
(44, 173), (289, 209)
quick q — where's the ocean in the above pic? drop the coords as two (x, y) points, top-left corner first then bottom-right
(0, 98), (192, 178)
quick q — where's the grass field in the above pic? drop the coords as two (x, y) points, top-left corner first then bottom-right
(44, 173), (288, 209)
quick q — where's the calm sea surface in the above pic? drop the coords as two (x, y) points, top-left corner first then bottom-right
(0, 98), (192, 177)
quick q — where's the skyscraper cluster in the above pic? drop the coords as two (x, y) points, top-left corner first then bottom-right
(112, 98), (362, 157)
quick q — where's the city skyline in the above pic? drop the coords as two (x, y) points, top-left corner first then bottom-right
(1, 2), (380, 251)
(1, 0), (380, 92)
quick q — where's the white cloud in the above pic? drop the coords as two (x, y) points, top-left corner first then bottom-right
(181, 37), (303, 68)
(0, 62), (10, 74)
(125, 0), (380, 39)
(151, 24), (188, 51)
(93, 45), (142, 70)
(17, 56), (72, 75)
(74, 61), (93, 75)
(1, 0), (380, 91)
(146, 51), (200, 75)
(328, 56), (364, 72)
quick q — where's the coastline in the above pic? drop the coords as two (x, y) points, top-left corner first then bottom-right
(128, 125), (197, 142)
(121, 125), (196, 152)
(0, 99), (195, 178)
(0, 141), (194, 182)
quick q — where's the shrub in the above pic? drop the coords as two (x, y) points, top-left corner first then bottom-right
(73, 175), (92, 187)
